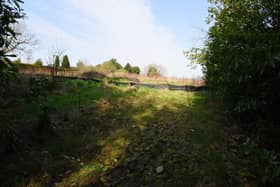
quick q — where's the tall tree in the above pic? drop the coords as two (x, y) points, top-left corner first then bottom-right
(0, 0), (25, 94)
(189, 0), (280, 126)
(124, 63), (132, 72)
(62, 55), (70, 68)
(54, 55), (60, 68)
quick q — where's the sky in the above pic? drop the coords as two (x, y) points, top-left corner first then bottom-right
(23, 0), (209, 78)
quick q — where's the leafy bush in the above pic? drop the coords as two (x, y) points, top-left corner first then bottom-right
(189, 1), (280, 130)
(248, 145), (280, 186)
(0, 120), (21, 154)
(29, 76), (54, 97)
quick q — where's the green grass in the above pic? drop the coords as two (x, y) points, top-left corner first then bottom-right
(0, 78), (252, 187)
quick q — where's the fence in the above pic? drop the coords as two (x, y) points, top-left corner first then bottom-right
(17, 64), (207, 91)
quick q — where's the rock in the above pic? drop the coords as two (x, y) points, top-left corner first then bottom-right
(155, 166), (164, 174)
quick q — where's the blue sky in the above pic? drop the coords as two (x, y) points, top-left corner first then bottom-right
(23, 0), (209, 78)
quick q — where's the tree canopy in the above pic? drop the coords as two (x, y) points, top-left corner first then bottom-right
(34, 58), (43, 66)
(130, 66), (140, 74)
(146, 64), (164, 77)
(54, 55), (60, 68)
(61, 55), (70, 68)
(96, 58), (122, 72)
(124, 63), (141, 74)
(0, 0), (25, 93)
(189, 0), (280, 127)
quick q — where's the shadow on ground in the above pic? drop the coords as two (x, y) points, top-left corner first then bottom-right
(0, 78), (247, 187)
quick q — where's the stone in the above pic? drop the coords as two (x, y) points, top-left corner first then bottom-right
(155, 166), (164, 174)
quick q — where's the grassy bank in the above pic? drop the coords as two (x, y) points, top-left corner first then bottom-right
(0, 78), (268, 186)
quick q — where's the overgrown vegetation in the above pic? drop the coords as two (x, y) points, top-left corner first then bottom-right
(197, 0), (280, 129)
(2, 0), (280, 186)
(186, 1), (280, 185)
(0, 77), (263, 186)
(0, 0), (24, 95)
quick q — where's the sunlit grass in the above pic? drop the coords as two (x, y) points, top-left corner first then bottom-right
(2, 78), (232, 186)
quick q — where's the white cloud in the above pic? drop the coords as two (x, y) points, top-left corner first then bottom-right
(25, 13), (93, 63)
(26, 0), (203, 78)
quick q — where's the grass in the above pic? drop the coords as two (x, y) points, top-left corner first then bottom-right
(0, 77), (254, 186)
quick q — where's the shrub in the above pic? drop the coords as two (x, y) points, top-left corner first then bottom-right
(29, 76), (54, 97)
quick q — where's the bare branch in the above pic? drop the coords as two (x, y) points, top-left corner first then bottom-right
(4, 21), (40, 56)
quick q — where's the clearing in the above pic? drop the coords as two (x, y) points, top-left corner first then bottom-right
(1, 78), (251, 186)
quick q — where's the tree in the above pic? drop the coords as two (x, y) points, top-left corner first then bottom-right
(0, 0), (25, 94)
(34, 59), (43, 66)
(146, 64), (164, 77)
(147, 66), (159, 77)
(48, 44), (65, 78)
(96, 58), (122, 72)
(4, 22), (39, 56)
(62, 55), (70, 68)
(124, 63), (140, 74)
(131, 66), (140, 74)
(54, 55), (60, 68)
(124, 63), (132, 72)
(193, 0), (280, 129)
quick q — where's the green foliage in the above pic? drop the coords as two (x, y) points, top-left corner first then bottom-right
(194, 0), (280, 128)
(248, 145), (280, 186)
(61, 55), (70, 68)
(191, 2), (280, 183)
(147, 64), (161, 77)
(34, 58), (43, 66)
(124, 63), (140, 74)
(124, 63), (131, 72)
(0, 0), (24, 95)
(36, 104), (54, 135)
(54, 55), (60, 68)
(29, 76), (54, 97)
(96, 58), (122, 72)
(131, 66), (140, 74)
(1, 78), (275, 186)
